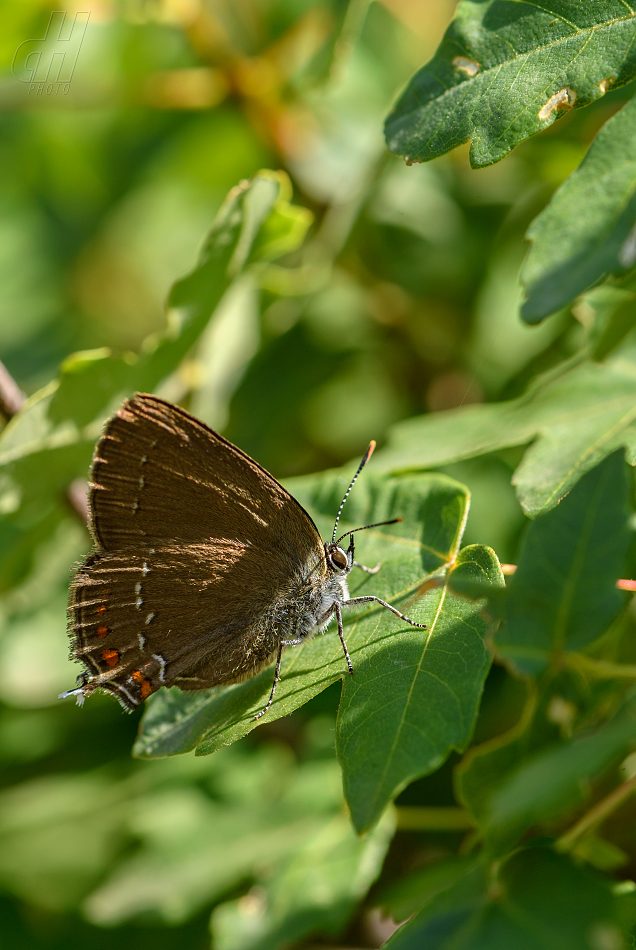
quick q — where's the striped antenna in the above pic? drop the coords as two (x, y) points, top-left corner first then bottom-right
(332, 441), (376, 543)
(335, 518), (402, 546)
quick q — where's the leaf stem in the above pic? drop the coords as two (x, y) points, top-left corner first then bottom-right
(556, 773), (636, 852)
(565, 654), (636, 680)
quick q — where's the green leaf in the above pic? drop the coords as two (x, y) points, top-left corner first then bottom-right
(378, 360), (636, 517)
(379, 856), (475, 923)
(384, 846), (623, 950)
(0, 171), (311, 530)
(479, 691), (636, 849)
(385, 1), (636, 168)
(0, 773), (126, 911)
(591, 288), (636, 361)
(496, 450), (631, 675)
(0, 503), (65, 592)
(210, 809), (395, 950)
(84, 751), (343, 926)
(522, 96), (636, 322)
(338, 544), (501, 835)
(570, 835), (629, 872)
(158, 170), (311, 389)
(133, 470), (472, 759)
(457, 674), (636, 852)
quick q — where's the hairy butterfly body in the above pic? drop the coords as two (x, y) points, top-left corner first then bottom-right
(63, 394), (425, 716)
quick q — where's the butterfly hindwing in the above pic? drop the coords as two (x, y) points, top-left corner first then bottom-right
(68, 542), (300, 710)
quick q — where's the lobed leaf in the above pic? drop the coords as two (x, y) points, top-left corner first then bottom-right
(385, 1), (636, 168)
(378, 360), (636, 517)
(522, 96), (636, 322)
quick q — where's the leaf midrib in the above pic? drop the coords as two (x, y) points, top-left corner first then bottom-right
(363, 579), (450, 819)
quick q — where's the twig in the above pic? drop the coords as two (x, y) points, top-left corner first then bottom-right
(556, 773), (636, 852)
(0, 358), (89, 526)
(0, 358), (26, 420)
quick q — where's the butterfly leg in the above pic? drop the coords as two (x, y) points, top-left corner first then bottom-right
(345, 596), (427, 629)
(334, 601), (354, 675)
(354, 560), (381, 574)
(254, 641), (284, 720)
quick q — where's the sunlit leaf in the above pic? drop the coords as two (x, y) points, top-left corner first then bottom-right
(378, 361), (636, 517)
(84, 750), (369, 927)
(385, 1), (636, 168)
(0, 774), (125, 911)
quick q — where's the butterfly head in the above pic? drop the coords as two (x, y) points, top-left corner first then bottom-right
(324, 537), (354, 575)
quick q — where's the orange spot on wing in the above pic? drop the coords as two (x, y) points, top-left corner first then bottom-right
(101, 648), (120, 667)
(95, 604), (107, 614)
(132, 669), (152, 699)
(97, 625), (109, 637)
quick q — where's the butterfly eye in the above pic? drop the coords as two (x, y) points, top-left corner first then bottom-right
(331, 548), (348, 570)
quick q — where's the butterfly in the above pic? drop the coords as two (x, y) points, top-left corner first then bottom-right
(62, 394), (426, 717)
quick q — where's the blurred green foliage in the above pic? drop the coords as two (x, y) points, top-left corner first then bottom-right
(2, 1), (636, 949)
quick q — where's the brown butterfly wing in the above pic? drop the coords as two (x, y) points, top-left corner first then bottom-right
(89, 393), (321, 558)
(68, 394), (326, 709)
(69, 543), (301, 709)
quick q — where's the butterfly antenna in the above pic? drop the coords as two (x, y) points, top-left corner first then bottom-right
(332, 441), (376, 543)
(335, 518), (402, 546)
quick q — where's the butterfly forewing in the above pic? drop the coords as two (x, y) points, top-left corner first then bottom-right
(69, 394), (326, 710)
(90, 393), (321, 556)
